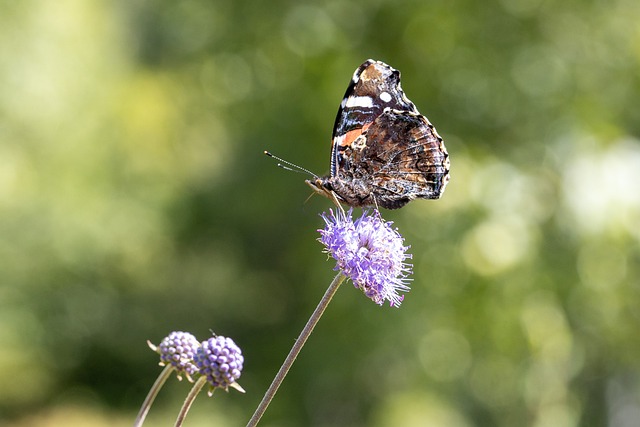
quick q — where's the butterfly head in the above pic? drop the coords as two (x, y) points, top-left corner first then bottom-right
(305, 177), (334, 200)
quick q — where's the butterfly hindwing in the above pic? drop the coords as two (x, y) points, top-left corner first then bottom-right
(330, 108), (449, 209)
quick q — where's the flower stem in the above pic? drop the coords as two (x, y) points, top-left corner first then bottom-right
(133, 365), (174, 427)
(246, 272), (347, 427)
(174, 376), (207, 427)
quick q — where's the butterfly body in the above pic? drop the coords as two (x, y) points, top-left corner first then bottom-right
(306, 59), (450, 210)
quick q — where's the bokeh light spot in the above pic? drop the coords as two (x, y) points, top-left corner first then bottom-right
(283, 5), (337, 57)
(419, 329), (472, 382)
(461, 217), (532, 276)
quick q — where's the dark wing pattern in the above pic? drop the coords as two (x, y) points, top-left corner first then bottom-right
(330, 108), (449, 209)
(330, 60), (418, 176)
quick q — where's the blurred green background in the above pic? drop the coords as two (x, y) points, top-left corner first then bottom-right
(1, 0), (639, 426)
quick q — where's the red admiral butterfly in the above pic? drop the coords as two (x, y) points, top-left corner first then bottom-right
(307, 59), (450, 210)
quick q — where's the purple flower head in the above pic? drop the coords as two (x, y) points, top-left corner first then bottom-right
(195, 335), (244, 394)
(318, 208), (412, 307)
(155, 331), (200, 380)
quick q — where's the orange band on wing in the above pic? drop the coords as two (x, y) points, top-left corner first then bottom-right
(337, 122), (372, 148)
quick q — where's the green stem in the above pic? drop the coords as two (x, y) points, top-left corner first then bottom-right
(133, 365), (174, 427)
(174, 376), (207, 427)
(246, 272), (347, 427)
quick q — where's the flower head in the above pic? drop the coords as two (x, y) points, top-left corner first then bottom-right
(153, 331), (200, 380)
(318, 208), (412, 307)
(195, 335), (244, 394)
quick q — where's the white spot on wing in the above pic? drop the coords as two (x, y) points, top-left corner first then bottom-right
(345, 95), (374, 109)
(352, 135), (367, 151)
(351, 69), (361, 83)
(380, 91), (392, 102)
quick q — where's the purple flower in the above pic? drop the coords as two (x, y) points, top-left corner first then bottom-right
(155, 331), (200, 380)
(195, 336), (244, 393)
(318, 208), (412, 307)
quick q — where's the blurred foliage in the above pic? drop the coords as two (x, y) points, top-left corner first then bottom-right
(1, 0), (639, 426)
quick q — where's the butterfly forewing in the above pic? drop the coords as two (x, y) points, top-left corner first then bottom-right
(330, 60), (419, 175)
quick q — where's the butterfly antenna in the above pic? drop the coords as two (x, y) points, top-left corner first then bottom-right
(264, 151), (318, 178)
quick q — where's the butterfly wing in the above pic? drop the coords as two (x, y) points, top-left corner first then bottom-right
(334, 108), (450, 209)
(330, 60), (419, 176)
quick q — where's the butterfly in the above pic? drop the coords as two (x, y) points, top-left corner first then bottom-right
(306, 59), (450, 210)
